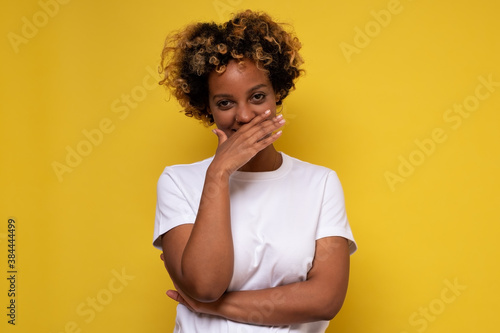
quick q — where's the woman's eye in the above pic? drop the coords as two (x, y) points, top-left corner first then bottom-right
(252, 93), (266, 102)
(216, 100), (233, 109)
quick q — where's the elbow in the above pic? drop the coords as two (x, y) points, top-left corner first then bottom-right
(189, 289), (225, 303)
(316, 296), (346, 321)
(185, 282), (227, 303)
(193, 290), (224, 303)
(179, 267), (232, 302)
(322, 303), (343, 321)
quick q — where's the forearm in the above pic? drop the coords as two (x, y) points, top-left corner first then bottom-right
(208, 238), (349, 325)
(178, 164), (234, 301)
(163, 112), (287, 302)
(202, 279), (345, 326)
(167, 237), (350, 325)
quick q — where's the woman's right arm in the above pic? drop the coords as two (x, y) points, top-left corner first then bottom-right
(161, 166), (232, 303)
(161, 110), (284, 302)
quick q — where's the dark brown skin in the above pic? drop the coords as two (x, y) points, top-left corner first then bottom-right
(161, 59), (350, 325)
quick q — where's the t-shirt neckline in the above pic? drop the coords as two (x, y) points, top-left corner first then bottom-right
(230, 152), (292, 181)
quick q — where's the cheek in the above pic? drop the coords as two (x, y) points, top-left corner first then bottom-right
(264, 96), (278, 112)
(213, 112), (233, 129)
(260, 102), (277, 116)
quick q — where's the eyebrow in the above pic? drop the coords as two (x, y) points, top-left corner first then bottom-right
(211, 83), (269, 100)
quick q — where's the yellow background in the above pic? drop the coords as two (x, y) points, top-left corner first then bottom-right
(1, 0), (499, 332)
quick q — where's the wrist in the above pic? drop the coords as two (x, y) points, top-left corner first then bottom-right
(207, 161), (233, 181)
(197, 293), (227, 317)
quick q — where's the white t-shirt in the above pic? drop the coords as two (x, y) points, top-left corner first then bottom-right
(153, 152), (357, 332)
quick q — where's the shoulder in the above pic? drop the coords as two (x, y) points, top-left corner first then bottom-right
(158, 156), (214, 188)
(162, 156), (214, 175)
(282, 153), (344, 193)
(284, 153), (337, 178)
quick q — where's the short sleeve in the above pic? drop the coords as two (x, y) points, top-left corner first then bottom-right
(316, 171), (357, 254)
(152, 170), (197, 249)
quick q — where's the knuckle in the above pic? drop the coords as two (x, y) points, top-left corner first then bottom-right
(258, 127), (269, 137)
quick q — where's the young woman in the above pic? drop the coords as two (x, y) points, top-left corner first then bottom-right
(153, 10), (357, 332)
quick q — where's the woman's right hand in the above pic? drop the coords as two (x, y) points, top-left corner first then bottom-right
(161, 110), (284, 303)
(210, 110), (285, 176)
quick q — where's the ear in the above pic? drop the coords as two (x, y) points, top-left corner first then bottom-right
(275, 90), (283, 104)
(205, 106), (214, 124)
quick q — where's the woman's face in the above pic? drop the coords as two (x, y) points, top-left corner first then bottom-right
(207, 59), (277, 138)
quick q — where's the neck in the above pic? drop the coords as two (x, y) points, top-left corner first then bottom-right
(238, 145), (282, 172)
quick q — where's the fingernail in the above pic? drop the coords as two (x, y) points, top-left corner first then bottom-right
(276, 114), (283, 120)
(279, 118), (286, 125)
(265, 110), (271, 115)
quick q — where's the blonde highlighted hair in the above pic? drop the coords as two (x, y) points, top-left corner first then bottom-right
(159, 10), (304, 125)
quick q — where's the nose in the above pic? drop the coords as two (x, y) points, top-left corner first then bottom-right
(235, 104), (255, 124)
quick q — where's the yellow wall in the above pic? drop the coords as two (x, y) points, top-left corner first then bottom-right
(1, 0), (499, 332)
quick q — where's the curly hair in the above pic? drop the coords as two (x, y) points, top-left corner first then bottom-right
(159, 10), (304, 125)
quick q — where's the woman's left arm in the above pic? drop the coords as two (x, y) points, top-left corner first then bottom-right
(165, 236), (350, 326)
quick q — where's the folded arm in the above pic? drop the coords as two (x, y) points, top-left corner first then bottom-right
(161, 111), (285, 302)
(161, 168), (233, 303)
(165, 236), (350, 326)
